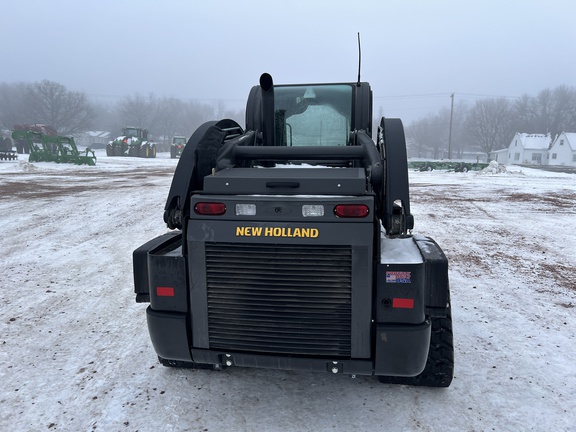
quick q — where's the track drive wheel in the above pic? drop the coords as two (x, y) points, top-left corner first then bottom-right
(150, 145), (157, 158)
(114, 145), (123, 156)
(139, 144), (150, 158)
(128, 145), (139, 157)
(378, 305), (454, 387)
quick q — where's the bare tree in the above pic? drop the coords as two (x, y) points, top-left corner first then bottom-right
(155, 97), (185, 148)
(406, 117), (435, 158)
(180, 101), (216, 135)
(0, 82), (33, 128)
(90, 101), (119, 133)
(465, 98), (514, 159)
(511, 93), (540, 133)
(406, 109), (451, 159)
(513, 86), (576, 137)
(24, 80), (94, 135)
(115, 93), (159, 132)
(542, 85), (576, 136)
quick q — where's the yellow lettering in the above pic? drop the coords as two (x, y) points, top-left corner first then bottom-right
(236, 227), (246, 236)
(255, 226), (320, 238)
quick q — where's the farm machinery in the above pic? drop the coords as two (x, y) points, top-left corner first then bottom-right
(11, 130), (96, 166)
(12, 124), (58, 154)
(0, 136), (17, 160)
(409, 160), (489, 172)
(133, 73), (454, 387)
(170, 136), (187, 158)
(106, 127), (157, 158)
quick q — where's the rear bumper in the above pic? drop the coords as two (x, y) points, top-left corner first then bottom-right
(146, 307), (430, 377)
(146, 307), (192, 362)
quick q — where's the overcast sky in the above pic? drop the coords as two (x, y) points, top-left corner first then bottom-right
(2, 0), (575, 124)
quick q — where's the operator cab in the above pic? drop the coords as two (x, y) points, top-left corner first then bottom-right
(274, 84), (352, 147)
(246, 74), (373, 148)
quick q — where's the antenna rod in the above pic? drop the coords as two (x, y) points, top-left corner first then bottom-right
(357, 32), (362, 85)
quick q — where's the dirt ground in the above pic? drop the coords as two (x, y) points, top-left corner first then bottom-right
(1, 158), (575, 431)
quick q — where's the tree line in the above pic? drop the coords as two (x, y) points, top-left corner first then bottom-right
(2, 79), (575, 158)
(0, 80), (244, 147)
(405, 85), (576, 160)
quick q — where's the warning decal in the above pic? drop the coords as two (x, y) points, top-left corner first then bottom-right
(386, 271), (412, 284)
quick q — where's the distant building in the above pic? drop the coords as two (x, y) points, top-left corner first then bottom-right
(490, 148), (508, 164)
(504, 133), (552, 165)
(548, 132), (576, 167)
(76, 131), (111, 148)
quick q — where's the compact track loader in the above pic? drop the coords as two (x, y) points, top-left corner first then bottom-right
(134, 73), (454, 387)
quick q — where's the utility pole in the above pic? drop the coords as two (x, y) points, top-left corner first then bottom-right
(448, 93), (454, 160)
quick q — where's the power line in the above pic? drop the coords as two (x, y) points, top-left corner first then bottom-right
(374, 93), (451, 100)
(374, 92), (523, 101)
(456, 92), (521, 100)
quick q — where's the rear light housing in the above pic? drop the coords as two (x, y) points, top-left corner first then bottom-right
(333, 204), (369, 218)
(235, 203), (256, 216)
(302, 204), (324, 217)
(156, 287), (175, 297)
(194, 202), (226, 215)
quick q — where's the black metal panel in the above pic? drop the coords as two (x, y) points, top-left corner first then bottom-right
(205, 242), (352, 357)
(133, 231), (181, 301)
(203, 167), (366, 195)
(413, 235), (450, 316)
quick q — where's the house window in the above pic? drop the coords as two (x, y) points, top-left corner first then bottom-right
(560, 140), (564, 146)
(514, 153), (520, 161)
(552, 153), (557, 160)
(514, 140), (518, 147)
(532, 153), (542, 163)
(573, 154), (576, 162)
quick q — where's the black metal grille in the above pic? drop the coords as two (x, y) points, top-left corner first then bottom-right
(205, 242), (352, 357)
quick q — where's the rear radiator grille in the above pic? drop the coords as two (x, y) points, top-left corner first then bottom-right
(205, 242), (352, 357)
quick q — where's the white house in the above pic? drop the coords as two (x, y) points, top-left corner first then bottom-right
(490, 148), (509, 164)
(75, 131), (111, 148)
(506, 133), (552, 165)
(548, 132), (576, 167)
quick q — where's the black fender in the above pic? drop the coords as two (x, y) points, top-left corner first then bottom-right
(163, 119), (243, 230)
(378, 118), (414, 235)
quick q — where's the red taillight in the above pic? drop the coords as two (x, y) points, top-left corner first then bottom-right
(392, 298), (414, 309)
(123, 138), (127, 143)
(156, 286), (174, 297)
(194, 202), (226, 215)
(334, 204), (369, 218)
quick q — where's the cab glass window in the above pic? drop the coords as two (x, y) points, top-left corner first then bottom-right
(274, 85), (352, 146)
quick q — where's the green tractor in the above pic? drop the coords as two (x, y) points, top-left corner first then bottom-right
(170, 136), (187, 159)
(106, 127), (157, 158)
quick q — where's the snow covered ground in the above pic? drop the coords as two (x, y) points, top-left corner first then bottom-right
(1, 151), (575, 431)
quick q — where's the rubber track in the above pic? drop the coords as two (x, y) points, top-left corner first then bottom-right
(378, 309), (454, 387)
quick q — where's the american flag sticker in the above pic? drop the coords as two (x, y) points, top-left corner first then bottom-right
(386, 271), (412, 283)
